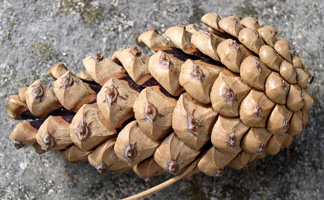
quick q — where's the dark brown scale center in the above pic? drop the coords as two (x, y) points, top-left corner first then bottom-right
(32, 83), (44, 102)
(96, 162), (109, 174)
(150, 28), (159, 34)
(130, 45), (141, 56)
(214, 168), (224, 177)
(187, 116), (199, 137)
(223, 87), (237, 102)
(93, 51), (104, 62)
(124, 143), (138, 163)
(144, 102), (158, 124)
(43, 131), (56, 150)
(232, 18), (239, 24)
(256, 61), (262, 72)
(190, 64), (205, 82)
(12, 140), (24, 149)
(159, 53), (172, 68)
(232, 40), (240, 50)
(293, 50), (300, 57)
(177, 23), (185, 28)
(273, 49), (280, 57)
(104, 85), (119, 107)
(257, 143), (265, 153)
(202, 30), (212, 37)
(226, 133), (237, 147)
(270, 29), (277, 36)
(77, 118), (91, 142)
(281, 79), (288, 90)
(283, 119), (289, 129)
(253, 29), (259, 37)
(60, 74), (74, 90)
(254, 106), (262, 118)
(167, 159), (181, 174)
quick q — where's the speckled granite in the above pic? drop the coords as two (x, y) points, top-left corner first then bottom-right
(0, 0), (323, 199)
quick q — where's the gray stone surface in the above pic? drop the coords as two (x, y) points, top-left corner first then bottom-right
(0, 0), (323, 199)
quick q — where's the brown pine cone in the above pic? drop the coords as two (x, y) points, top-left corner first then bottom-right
(6, 13), (313, 199)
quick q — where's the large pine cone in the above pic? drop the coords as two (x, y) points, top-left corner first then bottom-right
(6, 13), (313, 198)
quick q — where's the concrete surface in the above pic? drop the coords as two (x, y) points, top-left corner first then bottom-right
(0, 0), (323, 199)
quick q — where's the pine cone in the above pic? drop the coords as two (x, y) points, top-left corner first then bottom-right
(6, 13), (313, 199)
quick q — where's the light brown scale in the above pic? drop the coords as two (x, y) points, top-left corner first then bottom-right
(112, 46), (150, 85)
(148, 50), (184, 96)
(239, 89), (275, 127)
(179, 59), (222, 104)
(6, 95), (28, 120)
(267, 104), (293, 135)
(54, 72), (97, 112)
(240, 55), (271, 90)
(114, 121), (159, 166)
(258, 26), (277, 47)
(191, 29), (223, 61)
(287, 84), (304, 111)
(88, 139), (130, 174)
(61, 145), (92, 162)
(280, 60), (298, 84)
(211, 116), (249, 154)
(48, 63), (68, 80)
(164, 24), (200, 55)
(240, 16), (261, 29)
(133, 87), (176, 140)
(274, 38), (292, 62)
(238, 28), (265, 54)
(10, 122), (38, 148)
(154, 133), (200, 175)
(26, 80), (61, 117)
(201, 13), (223, 34)
(138, 28), (174, 51)
(133, 157), (165, 182)
(198, 146), (237, 176)
(259, 45), (283, 71)
(241, 128), (272, 154)
(210, 71), (251, 117)
(172, 93), (217, 150)
(266, 134), (289, 155)
(97, 77), (138, 129)
(219, 16), (244, 37)
(265, 72), (290, 104)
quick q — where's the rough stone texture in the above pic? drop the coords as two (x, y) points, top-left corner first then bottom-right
(0, 0), (323, 199)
